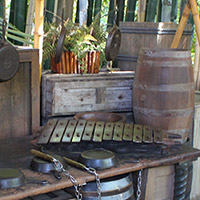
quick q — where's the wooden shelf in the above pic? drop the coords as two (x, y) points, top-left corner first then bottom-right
(0, 136), (200, 200)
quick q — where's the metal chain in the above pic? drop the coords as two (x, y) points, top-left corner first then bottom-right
(52, 158), (83, 200)
(136, 169), (143, 200)
(84, 166), (101, 200)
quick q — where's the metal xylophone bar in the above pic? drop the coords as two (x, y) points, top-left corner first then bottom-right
(37, 119), (164, 145)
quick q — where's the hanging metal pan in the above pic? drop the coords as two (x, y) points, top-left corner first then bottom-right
(0, 20), (19, 82)
(105, 25), (121, 62)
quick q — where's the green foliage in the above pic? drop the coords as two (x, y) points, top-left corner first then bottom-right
(43, 15), (107, 67)
(0, 17), (33, 45)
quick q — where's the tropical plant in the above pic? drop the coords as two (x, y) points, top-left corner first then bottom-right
(0, 17), (34, 45)
(43, 14), (107, 68)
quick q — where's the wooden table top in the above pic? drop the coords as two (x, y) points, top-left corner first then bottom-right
(0, 136), (200, 200)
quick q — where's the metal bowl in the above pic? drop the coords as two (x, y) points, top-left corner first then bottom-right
(79, 149), (117, 170)
(74, 112), (126, 122)
(0, 168), (25, 189)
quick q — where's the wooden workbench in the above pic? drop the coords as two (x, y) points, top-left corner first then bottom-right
(0, 136), (200, 200)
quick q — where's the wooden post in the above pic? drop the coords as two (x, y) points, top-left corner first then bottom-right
(170, 2), (191, 48)
(190, 0), (200, 45)
(34, 0), (44, 81)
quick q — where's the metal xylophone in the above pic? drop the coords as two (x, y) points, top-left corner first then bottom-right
(37, 119), (165, 145)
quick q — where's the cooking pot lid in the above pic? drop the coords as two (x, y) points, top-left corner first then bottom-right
(0, 168), (25, 189)
(0, 44), (19, 82)
(79, 149), (117, 170)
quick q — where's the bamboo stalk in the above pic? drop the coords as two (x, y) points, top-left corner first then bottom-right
(52, 0), (58, 23)
(146, 0), (157, 22)
(138, 0), (147, 22)
(61, 52), (66, 73)
(34, 0), (44, 80)
(170, 2), (191, 48)
(74, 55), (77, 74)
(87, 0), (94, 26)
(107, 0), (115, 28)
(189, 0), (200, 45)
(25, 0), (35, 37)
(125, 0), (137, 21)
(91, 51), (96, 73)
(65, 51), (70, 73)
(95, 51), (100, 73)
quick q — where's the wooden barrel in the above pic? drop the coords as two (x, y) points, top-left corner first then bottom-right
(117, 22), (193, 71)
(133, 48), (195, 143)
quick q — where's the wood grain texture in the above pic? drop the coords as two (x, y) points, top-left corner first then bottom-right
(118, 22), (193, 71)
(145, 165), (175, 200)
(191, 103), (200, 199)
(0, 48), (40, 139)
(42, 72), (134, 117)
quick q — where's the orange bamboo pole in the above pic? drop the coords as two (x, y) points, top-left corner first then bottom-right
(34, 0), (44, 81)
(171, 2), (191, 48)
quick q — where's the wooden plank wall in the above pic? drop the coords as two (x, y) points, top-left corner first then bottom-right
(0, 48), (40, 139)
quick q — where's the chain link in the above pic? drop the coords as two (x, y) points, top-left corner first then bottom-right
(52, 158), (83, 200)
(136, 169), (143, 200)
(84, 166), (101, 200)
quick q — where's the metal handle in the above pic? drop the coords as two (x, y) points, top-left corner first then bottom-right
(30, 149), (54, 163)
(63, 156), (86, 170)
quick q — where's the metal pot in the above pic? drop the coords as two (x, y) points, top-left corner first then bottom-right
(0, 20), (19, 82)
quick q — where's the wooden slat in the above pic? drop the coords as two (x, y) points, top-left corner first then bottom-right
(50, 119), (68, 143)
(103, 122), (114, 141)
(123, 123), (133, 141)
(92, 121), (105, 142)
(82, 121), (95, 141)
(37, 119), (58, 144)
(143, 126), (153, 143)
(62, 120), (78, 143)
(113, 122), (124, 141)
(133, 124), (143, 143)
(72, 120), (87, 142)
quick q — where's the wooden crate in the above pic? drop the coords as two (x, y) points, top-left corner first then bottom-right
(0, 47), (40, 139)
(191, 92), (200, 199)
(42, 72), (134, 118)
(145, 165), (175, 200)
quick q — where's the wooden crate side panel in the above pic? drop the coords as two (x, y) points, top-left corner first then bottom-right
(11, 63), (31, 137)
(0, 63), (31, 139)
(145, 166), (174, 200)
(191, 105), (200, 199)
(0, 82), (12, 139)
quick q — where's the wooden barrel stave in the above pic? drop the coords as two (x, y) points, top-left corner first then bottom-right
(118, 22), (193, 71)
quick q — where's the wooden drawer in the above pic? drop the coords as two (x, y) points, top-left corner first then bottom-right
(42, 72), (134, 118)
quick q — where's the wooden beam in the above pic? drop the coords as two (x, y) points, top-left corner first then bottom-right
(170, 2), (191, 48)
(34, 0), (44, 81)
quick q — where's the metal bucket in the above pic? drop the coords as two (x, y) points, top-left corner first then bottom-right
(66, 173), (134, 200)
(81, 173), (134, 200)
